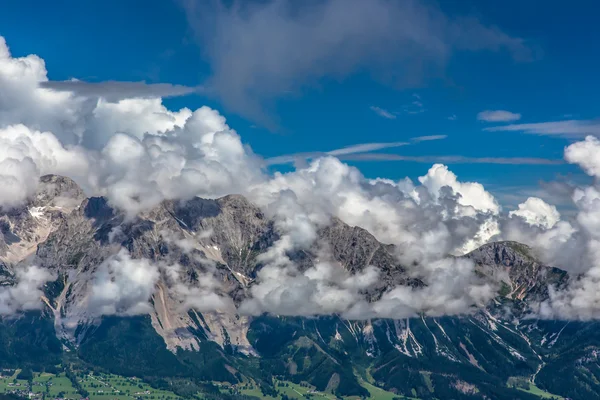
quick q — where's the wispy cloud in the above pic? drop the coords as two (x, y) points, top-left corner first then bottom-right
(477, 110), (521, 122)
(40, 80), (202, 101)
(403, 93), (425, 114)
(181, 0), (537, 127)
(340, 154), (563, 165)
(448, 114), (457, 121)
(484, 119), (600, 137)
(328, 141), (408, 156)
(411, 135), (447, 142)
(371, 94), (426, 119)
(266, 136), (447, 165)
(369, 106), (397, 119)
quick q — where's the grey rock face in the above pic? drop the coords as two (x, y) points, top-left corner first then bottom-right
(466, 241), (567, 301)
(164, 195), (275, 277)
(0, 175), (85, 267)
(0, 175), (576, 361)
(34, 174), (86, 208)
(22, 176), (423, 351)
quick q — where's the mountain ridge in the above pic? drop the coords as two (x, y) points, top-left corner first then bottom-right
(0, 175), (594, 399)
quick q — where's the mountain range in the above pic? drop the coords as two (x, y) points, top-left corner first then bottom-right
(0, 175), (596, 400)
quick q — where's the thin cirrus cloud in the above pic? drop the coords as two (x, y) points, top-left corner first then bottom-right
(477, 110), (522, 122)
(369, 106), (397, 119)
(266, 135), (447, 165)
(403, 94), (425, 115)
(484, 119), (600, 138)
(265, 134), (562, 166)
(370, 94), (425, 119)
(339, 154), (564, 165)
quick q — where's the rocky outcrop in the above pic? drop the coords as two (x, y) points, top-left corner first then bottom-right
(467, 241), (568, 301)
(0, 175), (85, 266)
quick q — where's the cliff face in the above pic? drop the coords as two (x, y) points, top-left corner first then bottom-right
(466, 241), (568, 301)
(1, 176), (420, 353)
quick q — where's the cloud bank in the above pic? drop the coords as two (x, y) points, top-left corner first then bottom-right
(1, 35), (600, 322)
(39, 80), (202, 102)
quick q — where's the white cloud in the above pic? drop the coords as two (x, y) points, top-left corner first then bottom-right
(240, 260), (381, 317)
(327, 141), (408, 156)
(266, 136), (447, 166)
(340, 154), (562, 165)
(368, 258), (498, 318)
(162, 263), (235, 314)
(0, 124), (89, 209)
(7, 34), (599, 321)
(418, 164), (500, 215)
(411, 135), (447, 142)
(477, 110), (521, 122)
(88, 249), (160, 316)
(0, 266), (54, 315)
(369, 106), (397, 119)
(564, 135), (600, 177)
(484, 120), (600, 137)
(508, 197), (560, 229)
(40, 80), (202, 101)
(498, 137), (600, 320)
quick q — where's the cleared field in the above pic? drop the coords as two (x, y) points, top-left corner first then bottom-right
(32, 373), (80, 399)
(78, 373), (180, 400)
(234, 378), (407, 400)
(518, 383), (563, 399)
(0, 378), (29, 394)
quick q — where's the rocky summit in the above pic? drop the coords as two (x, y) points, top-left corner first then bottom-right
(0, 176), (594, 400)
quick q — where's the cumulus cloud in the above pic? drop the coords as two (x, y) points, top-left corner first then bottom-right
(508, 197), (560, 229)
(7, 34), (600, 321)
(0, 265), (54, 315)
(477, 110), (521, 122)
(564, 135), (600, 176)
(494, 136), (600, 320)
(0, 40), (264, 216)
(0, 37), (83, 145)
(162, 262), (235, 314)
(368, 258), (498, 318)
(418, 164), (500, 215)
(77, 243), (236, 318)
(240, 261), (381, 317)
(0, 124), (89, 209)
(181, 0), (536, 126)
(538, 270), (600, 320)
(87, 249), (160, 316)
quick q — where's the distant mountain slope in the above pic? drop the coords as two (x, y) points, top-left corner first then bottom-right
(0, 175), (596, 399)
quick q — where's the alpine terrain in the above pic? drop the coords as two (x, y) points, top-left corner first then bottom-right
(0, 175), (592, 400)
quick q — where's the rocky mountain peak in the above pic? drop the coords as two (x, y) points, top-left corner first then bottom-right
(0, 175), (86, 265)
(467, 241), (567, 301)
(467, 240), (535, 266)
(34, 174), (86, 209)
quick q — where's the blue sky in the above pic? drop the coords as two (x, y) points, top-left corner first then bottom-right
(1, 0), (598, 208)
